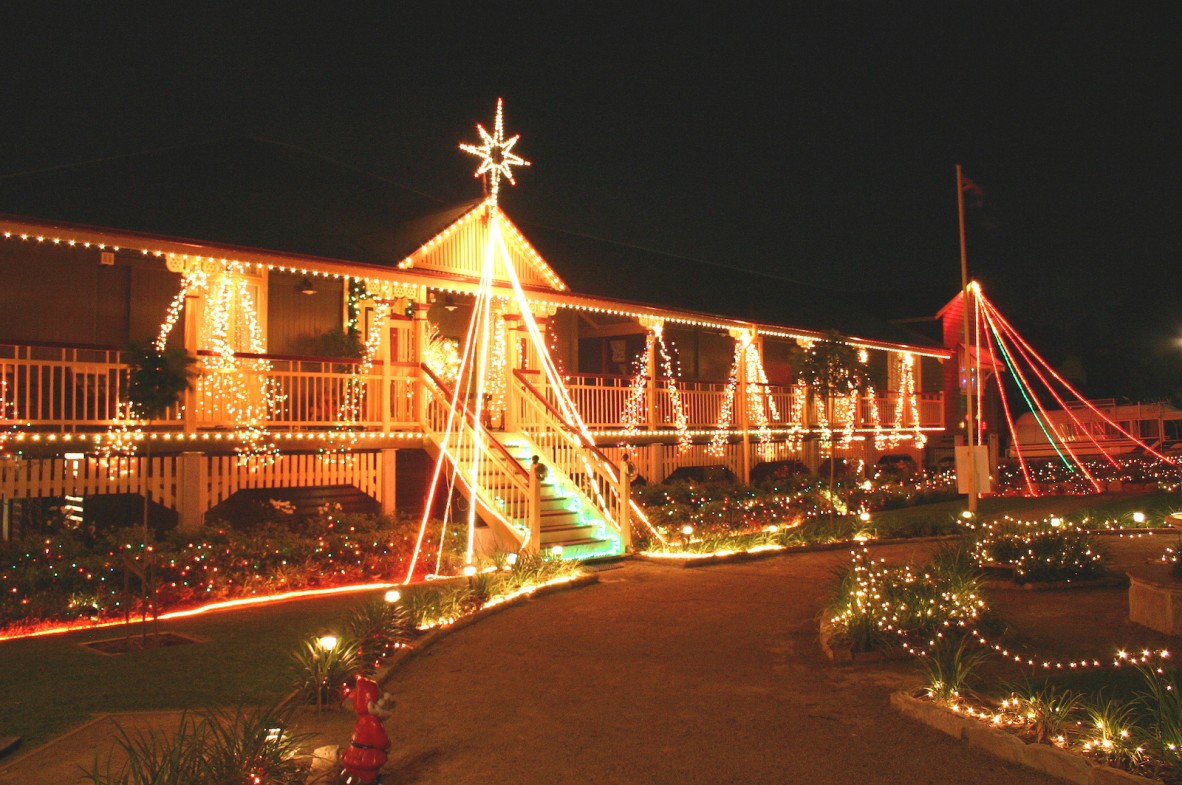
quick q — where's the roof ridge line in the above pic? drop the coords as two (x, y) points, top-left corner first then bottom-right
(520, 220), (827, 291)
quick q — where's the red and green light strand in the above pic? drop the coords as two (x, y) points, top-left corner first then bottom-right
(969, 286), (1176, 497)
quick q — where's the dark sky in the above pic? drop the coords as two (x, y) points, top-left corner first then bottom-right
(1, 4), (1179, 398)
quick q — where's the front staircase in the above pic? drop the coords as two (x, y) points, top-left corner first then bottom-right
(419, 365), (625, 561)
(495, 433), (622, 559)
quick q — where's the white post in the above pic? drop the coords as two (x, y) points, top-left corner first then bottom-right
(527, 468), (542, 555)
(617, 458), (633, 551)
(176, 451), (207, 532)
(379, 448), (398, 517)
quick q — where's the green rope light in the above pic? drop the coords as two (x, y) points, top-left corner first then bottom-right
(984, 315), (1073, 470)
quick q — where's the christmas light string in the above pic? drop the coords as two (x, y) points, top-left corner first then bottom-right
(620, 326), (690, 455)
(978, 300), (1036, 495)
(321, 298), (391, 463)
(708, 334), (778, 457)
(888, 353), (926, 449)
(979, 302), (1074, 469)
(974, 290), (983, 445)
(707, 340), (743, 457)
(655, 328), (692, 454)
(979, 299), (1101, 490)
(745, 340), (778, 457)
(485, 298), (508, 427)
(982, 297), (1121, 471)
(786, 385), (809, 451)
(978, 291), (1176, 466)
(0, 376), (18, 460)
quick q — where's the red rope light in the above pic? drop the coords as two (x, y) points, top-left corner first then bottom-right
(980, 293), (1176, 466)
(977, 299), (1036, 495)
(979, 302), (1102, 492)
(981, 298), (1122, 470)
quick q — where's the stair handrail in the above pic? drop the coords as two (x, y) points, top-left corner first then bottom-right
(419, 364), (532, 543)
(511, 368), (629, 532)
(420, 364), (529, 480)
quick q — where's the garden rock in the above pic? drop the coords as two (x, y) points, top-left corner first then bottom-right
(1088, 765), (1161, 785)
(966, 722), (1028, 761)
(1023, 743), (1092, 784)
(306, 744), (340, 784)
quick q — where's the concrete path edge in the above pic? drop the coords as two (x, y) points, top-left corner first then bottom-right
(890, 690), (1162, 785)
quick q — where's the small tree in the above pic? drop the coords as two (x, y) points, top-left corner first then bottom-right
(123, 341), (197, 644)
(794, 332), (869, 516)
(126, 341), (198, 421)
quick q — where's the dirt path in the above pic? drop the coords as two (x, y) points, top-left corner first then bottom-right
(383, 545), (1055, 784)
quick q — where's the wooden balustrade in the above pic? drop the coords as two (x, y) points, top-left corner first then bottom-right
(0, 340), (944, 438)
(0, 341), (418, 433)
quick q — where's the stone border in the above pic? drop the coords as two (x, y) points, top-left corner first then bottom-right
(891, 690), (1161, 785)
(637, 534), (962, 569)
(276, 572), (600, 709)
(372, 573), (600, 688)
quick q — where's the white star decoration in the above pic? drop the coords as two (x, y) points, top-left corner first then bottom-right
(459, 98), (530, 206)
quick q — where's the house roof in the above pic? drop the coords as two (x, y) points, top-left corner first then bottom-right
(0, 136), (472, 266)
(0, 137), (941, 350)
(523, 224), (942, 348)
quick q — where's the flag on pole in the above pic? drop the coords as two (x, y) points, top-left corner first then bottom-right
(961, 174), (984, 208)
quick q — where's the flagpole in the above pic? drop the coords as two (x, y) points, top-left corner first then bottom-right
(956, 163), (978, 514)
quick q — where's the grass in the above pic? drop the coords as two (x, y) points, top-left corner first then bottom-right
(0, 589), (382, 750)
(871, 490), (1178, 535)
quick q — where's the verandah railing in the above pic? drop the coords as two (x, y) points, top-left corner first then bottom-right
(512, 370), (629, 536)
(419, 364), (531, 545)
(0, 340), (417, 432)
(0, 339), (942, 438)
(563, 371), (943, 432)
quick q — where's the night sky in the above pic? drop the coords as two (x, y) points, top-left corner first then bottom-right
(1, 4), (1179, 399)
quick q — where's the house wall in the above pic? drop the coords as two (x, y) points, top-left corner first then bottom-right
(0, 243), (178, 347)
(266, 271), (345, 356)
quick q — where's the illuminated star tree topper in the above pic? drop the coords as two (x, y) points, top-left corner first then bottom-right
(459, 98), (530, 206)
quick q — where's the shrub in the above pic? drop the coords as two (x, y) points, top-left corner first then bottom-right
(84, 704), (308, 785)
(1136, 665), (1182, 774)
(1080, 693), (1146, 769)
(1004, 679), (1082, 744)
(826, 547), (986, 654)
(345, 596), (411, 667)
(290, 634), (363, 710)
(919, 636), (990, 703)
(969, 518), (1106, 583)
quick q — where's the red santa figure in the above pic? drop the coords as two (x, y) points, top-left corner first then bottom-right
(341, 674), (393, 784)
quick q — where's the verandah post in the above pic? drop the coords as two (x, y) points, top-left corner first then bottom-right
(617, 457), (632, 551)
(527, 467), (541, 554)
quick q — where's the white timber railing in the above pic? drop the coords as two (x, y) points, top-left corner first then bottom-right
(419, 364), (531, 546)
(0, 341), (418, 433)
(512, 370), (628, 537)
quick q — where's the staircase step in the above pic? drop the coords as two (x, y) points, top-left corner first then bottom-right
(540, 522), (603, 545)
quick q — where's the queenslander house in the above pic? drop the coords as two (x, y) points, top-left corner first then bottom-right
(0, 137), (948, 559)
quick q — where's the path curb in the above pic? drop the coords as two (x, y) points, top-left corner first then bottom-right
(638, 534), (962, 568)
(890, 691), (1161, 785)
(374, 573), (600, 688)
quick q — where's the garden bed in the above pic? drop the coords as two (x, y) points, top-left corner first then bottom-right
(892, 690), (1161, 785)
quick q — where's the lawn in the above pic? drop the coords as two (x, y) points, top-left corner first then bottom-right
(3, 489), (1177, 755)
(872, 489), (1178, 537)
(0, 587), (385, 750)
